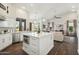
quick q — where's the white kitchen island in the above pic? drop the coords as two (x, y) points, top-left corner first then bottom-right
(22, 32), (54, 55)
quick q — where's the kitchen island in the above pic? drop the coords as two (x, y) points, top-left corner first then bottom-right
(22, 32), (54, 55)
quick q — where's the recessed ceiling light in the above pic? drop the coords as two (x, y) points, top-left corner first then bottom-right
(43, 19), (46, 22)
(30, 4), (34, 7)
(71, 6), (76, 12)
(72, 6), (75, 9)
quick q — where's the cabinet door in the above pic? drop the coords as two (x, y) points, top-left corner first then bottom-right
(0, 36), (3, 51)
(0, 36), (5, 50)
(0, 34), (12, 51)
(8, 34), (12, 45)
(16, 33), (20, 41)
(30, 36), (39, 47)
(3, 35), (8, 48)
(14, 33), (20, 42)
(5, 34), (12, 46)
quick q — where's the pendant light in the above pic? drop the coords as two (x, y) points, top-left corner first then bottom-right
(7, 6), (9, 14)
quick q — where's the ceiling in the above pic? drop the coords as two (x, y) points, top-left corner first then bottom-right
(11, 3), (79, 19)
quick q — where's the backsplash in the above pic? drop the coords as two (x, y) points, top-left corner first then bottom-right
(0, 21), (8, 27)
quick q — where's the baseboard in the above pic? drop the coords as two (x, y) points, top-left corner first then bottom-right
(12, 41), (22, 44)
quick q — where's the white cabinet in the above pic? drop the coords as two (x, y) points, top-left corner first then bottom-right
(12, 33), (20, 43)
(23, 33), (54, 55)
(0, 36), (4, 50)
(0, 33), (12, 51)
(30, 37), (39, 47)
(29, 37), (39, 55)
(39, 35), (53, 54)
(5, 33), (12, 47)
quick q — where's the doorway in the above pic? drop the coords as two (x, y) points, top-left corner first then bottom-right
(16, 18), (26, 31)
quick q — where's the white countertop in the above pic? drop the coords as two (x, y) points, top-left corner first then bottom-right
(22, 32), (52, 37)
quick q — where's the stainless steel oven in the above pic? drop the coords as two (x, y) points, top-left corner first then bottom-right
(23, 35), (30, 44)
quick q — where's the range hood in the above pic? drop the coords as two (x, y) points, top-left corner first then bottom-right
(0, 3), (6, 21)
(0, 3), (6, 10)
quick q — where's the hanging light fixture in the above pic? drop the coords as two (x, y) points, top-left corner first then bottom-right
(7, 6), (9, 14)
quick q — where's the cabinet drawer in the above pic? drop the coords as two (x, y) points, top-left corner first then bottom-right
(30, 41), (39, 47)
(30, 49), (39, 55)
(23, 43), (29, 48)
(30, 44), (39, 50)
(27, 47), (39, 55)
(23, 46), (30, 54)
(30, 46), (39, 55)
(23, 43), (39, 55)
(23, 44), (34, 55)
(30, 37), (39, 46)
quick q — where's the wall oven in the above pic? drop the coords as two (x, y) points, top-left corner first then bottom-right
(23, 35), (30, 44)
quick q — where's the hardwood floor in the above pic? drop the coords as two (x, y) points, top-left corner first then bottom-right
(0, 42), (28, 55)
(48, 36), (78, 55)
(0, 36), (78, 55)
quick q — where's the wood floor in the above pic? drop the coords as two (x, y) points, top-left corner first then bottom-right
(0, 36), (78, 55)
(48, 36), (78, 55)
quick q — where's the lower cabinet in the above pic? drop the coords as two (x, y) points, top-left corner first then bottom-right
(0, 33), (12, 51)
(12, 33), (20, 43)
(0, 36), (4, 50)
(23, 34), (54, 55)
(23, 43), (39, 55)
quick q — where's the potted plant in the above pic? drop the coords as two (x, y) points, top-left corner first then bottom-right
(69, 26), (73, 32)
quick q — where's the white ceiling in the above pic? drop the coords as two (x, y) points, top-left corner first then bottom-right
(11, 3), (79, 19)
